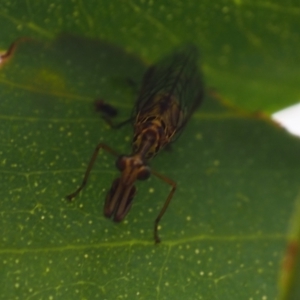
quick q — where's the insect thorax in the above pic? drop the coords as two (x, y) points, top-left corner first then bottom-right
(132, 93), (184, 159)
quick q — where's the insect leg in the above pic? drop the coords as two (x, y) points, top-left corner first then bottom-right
(151, 170), (177, 244)
(66, 143), (119, 201)
(94, 99), (118, 118)
(101, 115), (135, 129)
(93, 99), (135, 129)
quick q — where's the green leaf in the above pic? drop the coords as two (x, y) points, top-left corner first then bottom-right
(279, 193), (300, 300)
(1, 0), (299, 113)
(1, 34), (300, 300)
(0, 2), (300, 299)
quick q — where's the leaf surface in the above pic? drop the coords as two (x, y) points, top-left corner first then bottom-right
(0, 2), (300, 299)
(0, 35), (300, 300)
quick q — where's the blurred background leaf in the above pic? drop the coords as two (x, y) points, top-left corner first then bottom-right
(1, 0), (299, 112)
(0, 1), (300, 299)
(279, 192), (300, 300)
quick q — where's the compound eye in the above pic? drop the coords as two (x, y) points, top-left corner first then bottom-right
(115, 156), (127, 171)
(137, 166), (151, 180)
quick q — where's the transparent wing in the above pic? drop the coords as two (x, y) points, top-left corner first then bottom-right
(135, 45), (204, 125)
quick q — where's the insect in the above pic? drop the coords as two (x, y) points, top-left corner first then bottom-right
(66, 45), (204, 243)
